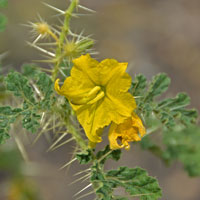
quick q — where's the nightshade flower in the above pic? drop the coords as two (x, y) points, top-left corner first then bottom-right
(108, 113), (146, 150)
(55, 54), (136, 144)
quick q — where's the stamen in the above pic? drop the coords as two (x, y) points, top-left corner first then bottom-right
(87, 86), (101, 97)
(87, 91), (105, 104)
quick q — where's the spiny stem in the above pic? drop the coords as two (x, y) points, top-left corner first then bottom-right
(52, 0), (78, 81)
(67, 123), (88, 151)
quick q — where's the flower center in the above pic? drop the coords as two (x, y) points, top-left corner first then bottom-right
(86, 86), (105, 105)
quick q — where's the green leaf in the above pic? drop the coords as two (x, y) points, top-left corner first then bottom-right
(22, 63), (40, 78)
(155, 93), (198, 128)
(0, 106), (22, 144)
(140, 136), (169, 165)
(145, 73), (170, 102)
(36, 72), (53, 99)
(5, 71), (35, 104)
(96, 145), (121, 165)
(76, 149), (93, 164)
(21, 101), (40, 133)
(2, 69), (55, 137)
(131, 74), (147, 96)
(0, 13), (7, 32)
(106, 167), (162, 200)
(0, 0), (7, 8)
(163, 126), (200, 176)
(91, 164), (162, 200)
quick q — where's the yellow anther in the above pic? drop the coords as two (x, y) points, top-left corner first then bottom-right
(87, 91), (105, 104)
(87, 86), (101, 97)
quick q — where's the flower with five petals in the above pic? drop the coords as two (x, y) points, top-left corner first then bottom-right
(55, 54), (136, 144)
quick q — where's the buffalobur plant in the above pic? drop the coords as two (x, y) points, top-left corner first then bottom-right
(0, 0), (200, 199)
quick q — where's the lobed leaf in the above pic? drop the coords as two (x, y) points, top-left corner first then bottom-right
(2, 69), (55, 138)
(163, 126), (200, 176)
(145, 73), (170, 102)
(131, 74), (147, 97)
(91, 164), (162, 200)
(5, 71), (35, 104)
(0, 106), (22, 144)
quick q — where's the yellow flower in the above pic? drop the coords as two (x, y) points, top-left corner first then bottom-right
(55, 54), (136, 143)
(108, 113), (146, 150)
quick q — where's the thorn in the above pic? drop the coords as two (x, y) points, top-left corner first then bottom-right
(51, 137), (75, 151)
(134, 96), (142, 99)
(60, 157), (77, 170)
(40, 112), (45, 123)
(70, 173), (90, 185)
(0, 51), (9, 60)
(74, 168), (91, 176)
(59, 68), (67, 77)
(36, 42), (57, 46)
(81, 174), (91, 183)
(78, 5), (96, 13)
(98, 149), (113, 163)
(32, 120), (50, 145)
(47, 132), (68, 152)
(75, 13), (93, 17)
(32, 34), (42, 44)
(75, 191), (94, 200)
(42, 2), (65, 14)
(27, 42), (55, 57)
(74, 183), (92, 197)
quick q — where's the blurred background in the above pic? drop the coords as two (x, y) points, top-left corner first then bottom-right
(0, 0), (200, 199)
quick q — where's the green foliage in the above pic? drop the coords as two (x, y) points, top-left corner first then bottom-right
(133, 73), (200, 176)
(0, 106), (22, 144)
(131, 74), (147, 96)
(0, 13), (6, 32)
(5, 71), (36, 103)
(0, 0), (7, 8)
(133, 73), (198, 129)
(76, 149), (93, 164)
(96, 145), (121, 165)
(76, 145), (121, 165)
(0, 0), (7, 32)
(145, 73), (170, 102)
(0, 66), (55, 143)
(91, 164), (162, 200)
(163, 125), (200, 176)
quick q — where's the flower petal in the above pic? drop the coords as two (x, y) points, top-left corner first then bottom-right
(71, 98), (114, 143)
(72, 54), (100, 85)
(108, 113), (146, 150)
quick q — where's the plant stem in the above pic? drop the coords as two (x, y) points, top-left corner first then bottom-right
(67, 121), (88, 151)
(52, 0), (78, 81)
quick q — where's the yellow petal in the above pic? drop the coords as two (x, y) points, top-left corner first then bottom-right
(97, 59), (128, 86)
(108, 113), (146, 150)
(72, 54), (100, 85)
(71, 98), (114, 143)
